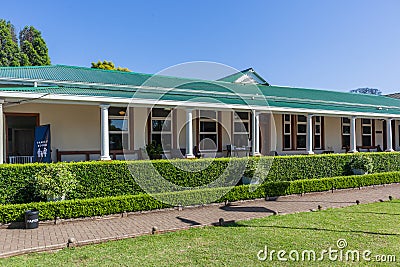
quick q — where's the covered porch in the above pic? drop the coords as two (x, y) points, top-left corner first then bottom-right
(1, 100), (398, 163)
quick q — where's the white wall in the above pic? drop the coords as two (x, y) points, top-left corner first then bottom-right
(5, 103), (100, 161)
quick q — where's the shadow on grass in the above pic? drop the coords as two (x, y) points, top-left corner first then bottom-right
(222, 222), (399, 236)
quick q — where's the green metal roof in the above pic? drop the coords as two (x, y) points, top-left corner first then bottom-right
(0, 65), (400, 116)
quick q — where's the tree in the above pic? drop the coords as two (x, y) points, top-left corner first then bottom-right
(0, 19), (21, 66)
(350, 88), (382, 95)
(91, 60), (131, 72)
(19, 26), (51, 66)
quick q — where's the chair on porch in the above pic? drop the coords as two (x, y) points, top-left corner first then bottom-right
(193, 146), (202, 158)
(226, 144), (234, 157)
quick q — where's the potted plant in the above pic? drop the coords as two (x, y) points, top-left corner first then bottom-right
(145, 141), (163, 160)
(349, 155), (373, 175)
(34, 163), (77, 201)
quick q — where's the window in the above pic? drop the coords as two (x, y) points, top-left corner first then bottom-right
(151, 108), (172, 151)
(314, 116), (322, 149)
(341, 117), (350, 148)
(283, 114), (291, 149)
(109, 107), (128, 150)
(199, 110), (218, 151)
(362, 119), (372, 147)
(296, 115), (307, 149)
(233, 111), (250, 147)
(283, 114), (324, 150)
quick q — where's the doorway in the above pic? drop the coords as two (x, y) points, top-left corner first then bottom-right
(5, 113), (39, 160)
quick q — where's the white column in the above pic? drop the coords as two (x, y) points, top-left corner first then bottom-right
(306, 114), (314, 154)
(100, 104), (111, 160)
(386, 118), (394, 152)
(350, 116), (358, 153)
(0, 100), (4, 164)
(185, 109), (195, 158)
(251, 110), (261, 156)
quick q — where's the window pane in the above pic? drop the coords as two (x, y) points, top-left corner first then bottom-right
(151, 134), (172, 150)
(234, 122), (248, 133)
(109, 107), (127, 116)
(235, 112), (249, 120)
(109, 133), (128, 150)
(152, 108), (171, 118)
(315, 116), (320, 123)
(234, 134), (249, 147)
(297, 115), (307, 122)
(342, 117), (350, 124)
(362, 119), (371, 124)
(284, 114), (291, 122)
(343, 126), (350, 134)
(151, 134), (161, 147)
(284, 135), (291, 149)
(297, 124), (306, 134)
(200, 121), (217, 132)
(284, 124), (291, 134)
(297, 135), (306, 149)
(342, 135), (350, 147)
(200, 110), (216, 119)
(362, 126), (371, 134)
(200, 134), (217, 150)
(152, 120), (171, 132)
(315, 125), (321, 134)
(362, 136), (372, 147)
(315, 135), (321, 149)
(109, 119), (128, 131)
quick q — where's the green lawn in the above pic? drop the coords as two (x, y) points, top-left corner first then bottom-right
(1, 200), (399, 267)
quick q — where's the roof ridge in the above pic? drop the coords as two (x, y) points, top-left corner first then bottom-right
(264, 84), (385, 99)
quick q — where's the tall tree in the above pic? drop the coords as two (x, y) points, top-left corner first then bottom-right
(91, 60), (131, 72)
(19, 26), (51, 66)
(0, 19), (21, 66)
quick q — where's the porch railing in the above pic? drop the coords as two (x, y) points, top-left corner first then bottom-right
(8, 156), (34, 164)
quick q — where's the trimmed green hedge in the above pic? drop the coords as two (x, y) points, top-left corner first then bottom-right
(1, 171), (399, 223)
(1, 152), (400, 204)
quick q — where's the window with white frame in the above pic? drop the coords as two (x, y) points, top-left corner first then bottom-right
(314, 116), (322, 149)
(342, 117), (350, 148)
(296, 115), (307, 149)
(362, 118), (372, 147)
(199, 110), (218, 151)
(283, 114), (292, 149)
(233, 111), (250, 147)
(151, 108), (172, 151)
(109, 107), (129, 150)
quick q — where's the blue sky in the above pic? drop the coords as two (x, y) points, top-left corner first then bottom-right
(1, 1), (400, 93)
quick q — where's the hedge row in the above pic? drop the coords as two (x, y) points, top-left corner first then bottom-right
(1, 171), (399, 223)
(2, 152), (400, 204)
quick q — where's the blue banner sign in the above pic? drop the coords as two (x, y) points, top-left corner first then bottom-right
(33, 124), (51, 163)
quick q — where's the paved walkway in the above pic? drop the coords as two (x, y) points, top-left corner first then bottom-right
(0, 184), (399, 258)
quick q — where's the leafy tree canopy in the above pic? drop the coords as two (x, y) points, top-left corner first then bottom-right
(0, 19), (50, 66)
(0, 19), (21, 66)
(19, 26), (51, 66)
(91, 60), (131, 72)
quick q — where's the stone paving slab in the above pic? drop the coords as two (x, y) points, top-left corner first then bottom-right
(0, 184), (399, 258)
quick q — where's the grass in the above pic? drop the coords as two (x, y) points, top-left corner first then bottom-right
(1, 200), (399, 266)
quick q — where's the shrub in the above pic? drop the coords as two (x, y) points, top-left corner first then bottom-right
(0, 171), (399, 223)
(1, 152), (400, 204)
(349, 154), (374, 174)
(34, 163), (77, 201)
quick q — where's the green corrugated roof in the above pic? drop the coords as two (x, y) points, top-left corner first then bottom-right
(0, 65), (400, 116)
